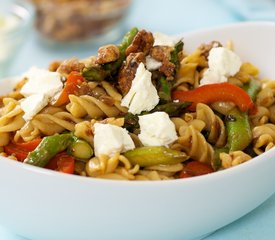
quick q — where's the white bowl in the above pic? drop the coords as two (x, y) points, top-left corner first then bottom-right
(1, 21), (275, 240)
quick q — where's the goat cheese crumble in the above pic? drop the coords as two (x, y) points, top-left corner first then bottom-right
(121, 63), (159, 114)
(200, 47), (242, 86)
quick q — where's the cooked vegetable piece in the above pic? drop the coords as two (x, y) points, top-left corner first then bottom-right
(179, 160), (214, 178)
(123, 112), (140, 132)
(82, 66), (106, 82)
(226, 107), (252, 151)
(243, 78), (261, 102)
(158, 76), (172, 102)
(170, 40), (183, 68)
(152, 101), (191, 117)
(172, 83), (256, 114)
(46, 152), (75, 174)
(4, 139), (42, 161)
(53, 71), (85, 106)
(124, 146), (189, 167)
(68, 137), (93, 159)
(24, 133), (74, 167)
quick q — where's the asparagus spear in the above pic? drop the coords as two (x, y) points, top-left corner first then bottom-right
(24, 133), (74, 167)
(170, 40), (183, 68)
(158, 76), (172, 103)
(67, 137), (93, 160)
(124, 146), (189, 167)
(152, 101), (191, 117)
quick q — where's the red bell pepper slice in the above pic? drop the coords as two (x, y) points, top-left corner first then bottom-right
(53, 71), (85, 107)
(179, 161), (214, 178)
(172, 83), (256, 114)
(4, 138), (42, 161)
(46, 152), (75, 174)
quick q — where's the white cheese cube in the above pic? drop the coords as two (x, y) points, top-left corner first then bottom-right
(138, 112), (178, 147)
(153, 32), (182, 47)
(20, 94), (49, 121)
(200, 47), (242, 86)
(93, 123), (135, 157)
(145, 56), (162, 71)
(121, 63), (159, 114)
(20, 67), (63, 98)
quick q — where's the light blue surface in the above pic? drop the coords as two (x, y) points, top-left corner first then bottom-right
(1, 0), (275, 239)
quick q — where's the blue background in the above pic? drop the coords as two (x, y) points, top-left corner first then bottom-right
(2, 0), (275, 239)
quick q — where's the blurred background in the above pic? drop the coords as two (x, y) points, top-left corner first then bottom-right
(1, 0), (275, 78)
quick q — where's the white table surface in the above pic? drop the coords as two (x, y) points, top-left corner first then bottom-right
(1, 0), (275, 239)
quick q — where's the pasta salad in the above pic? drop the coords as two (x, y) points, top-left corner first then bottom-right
(0, 27), (274, 180)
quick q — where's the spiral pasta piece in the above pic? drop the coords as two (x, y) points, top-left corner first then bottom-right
(15, 106), (82, 142)
(0, 98), (25, 146)
(220, 151), (252, 169)
(256, 81), (275, 107)
(252, 124), (275, 155)
(173, 124), (214, 164)
(195, 103), (227, 147)
(86, 153), (140, 180)
(250, 106), (270, 127)
(175, 48), (208, 88)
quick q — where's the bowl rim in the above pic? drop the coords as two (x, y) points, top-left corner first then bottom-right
(1, 21), (275, 186)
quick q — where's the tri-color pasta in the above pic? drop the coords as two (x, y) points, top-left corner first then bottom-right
(0, 27), (274, 180)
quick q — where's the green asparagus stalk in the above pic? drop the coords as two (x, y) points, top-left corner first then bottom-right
(158, 76), (172, 103)
(124, 146), (189, 167)
(24, 133), (74, 167)
(170, 40), (183, 69)
(152, 101), (191, 117)
(67, 137), (93, 160)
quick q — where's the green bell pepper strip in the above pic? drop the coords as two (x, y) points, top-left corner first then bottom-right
(24, 133), (74, 167)
(226, 107), (252, 152)
(124, 146), (189, 167)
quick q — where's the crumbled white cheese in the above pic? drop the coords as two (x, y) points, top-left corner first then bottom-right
(200, 47), (242, 86)
(121, 63), (159, 114)
(138, 112), (178, 147)
(153, 32), (182, 47)
(20, 94), (49, 121)
(20, 67), (63, 97)
(145, 56), (162, 71)
(93, 123), (135, 157)
(19, 67), (63, 121)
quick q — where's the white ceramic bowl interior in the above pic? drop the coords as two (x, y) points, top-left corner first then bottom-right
(0, 22), (275, 240)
